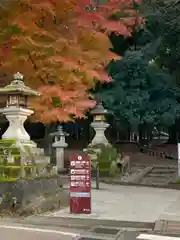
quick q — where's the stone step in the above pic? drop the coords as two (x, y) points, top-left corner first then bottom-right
(121, 164), (177, 186)
(153, 166), (177, 169)
(141, 182), (167, 186)
(131, 166), (145, 170)
(141, 182), (168, 186)
(146, 173), (173, 178)
(130, 167), (146, 172)
(142, 175), (171, 180)
(141, 177), (170, 182)
(129, 169), (144, 174)
(131, 164), (147, 168)
(148, 173), (175, 178)
(140, 178), (169, 185)
(154, 220), (180, 234)
(151, 169), (176, 174)
(142, 180), (171, 185)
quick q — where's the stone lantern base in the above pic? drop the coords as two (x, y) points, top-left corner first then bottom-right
(90, 121), (110, 146)
(1, 106), (36, 146)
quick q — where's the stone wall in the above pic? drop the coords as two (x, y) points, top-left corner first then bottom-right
(0, 176), (65, 213)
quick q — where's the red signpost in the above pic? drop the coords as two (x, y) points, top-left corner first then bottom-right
(69, 153), (91, 214)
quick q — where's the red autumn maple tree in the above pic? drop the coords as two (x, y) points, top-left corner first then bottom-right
(0, 0), (140, 123)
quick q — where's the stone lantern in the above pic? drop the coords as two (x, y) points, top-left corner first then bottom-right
(90, 101), (110, 145)
(51, 124), (69, 172)
(0, 72), (40, 144)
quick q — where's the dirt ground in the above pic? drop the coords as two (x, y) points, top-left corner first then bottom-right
(64, 143), (178, 168)
(119, 142), (177, 166)
(128, 152), (177, 166)
(153, 144), (177, 156)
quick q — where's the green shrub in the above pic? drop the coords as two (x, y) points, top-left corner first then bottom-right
(85, 144), (119, 175)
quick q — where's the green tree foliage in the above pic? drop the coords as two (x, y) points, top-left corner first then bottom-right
(96, 40), (180, 127)
(141, 0), (180, 79)
(94, 0), (180, 128)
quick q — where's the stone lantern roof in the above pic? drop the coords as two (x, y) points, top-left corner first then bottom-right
(90, 101), (108, 116)
(50, 125), (69, 137)
(0, 72), (40, 96)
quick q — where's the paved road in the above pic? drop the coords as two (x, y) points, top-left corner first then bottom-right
(0, 219), (149, 240)
(0, 224), (145, 240)
(0, 223), (80, 240)
(2, 222), (180, 240)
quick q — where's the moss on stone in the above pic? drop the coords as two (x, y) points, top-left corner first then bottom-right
(0, 139), (21, 166)
(0, 139), (56, 182)
(0, 173), (58, 182)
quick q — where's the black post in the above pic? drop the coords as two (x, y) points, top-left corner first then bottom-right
(96, 161), (100, 190)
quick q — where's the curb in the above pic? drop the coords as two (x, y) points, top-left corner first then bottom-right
(2, 217), (180, 235)
(154, 220), (180, 235)
(100, 180), (180, 190)
(13, 216), (155, 230)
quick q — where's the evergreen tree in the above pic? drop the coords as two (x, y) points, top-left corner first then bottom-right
(142, 0), (180, 79)
(96, 41), (180, 128)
